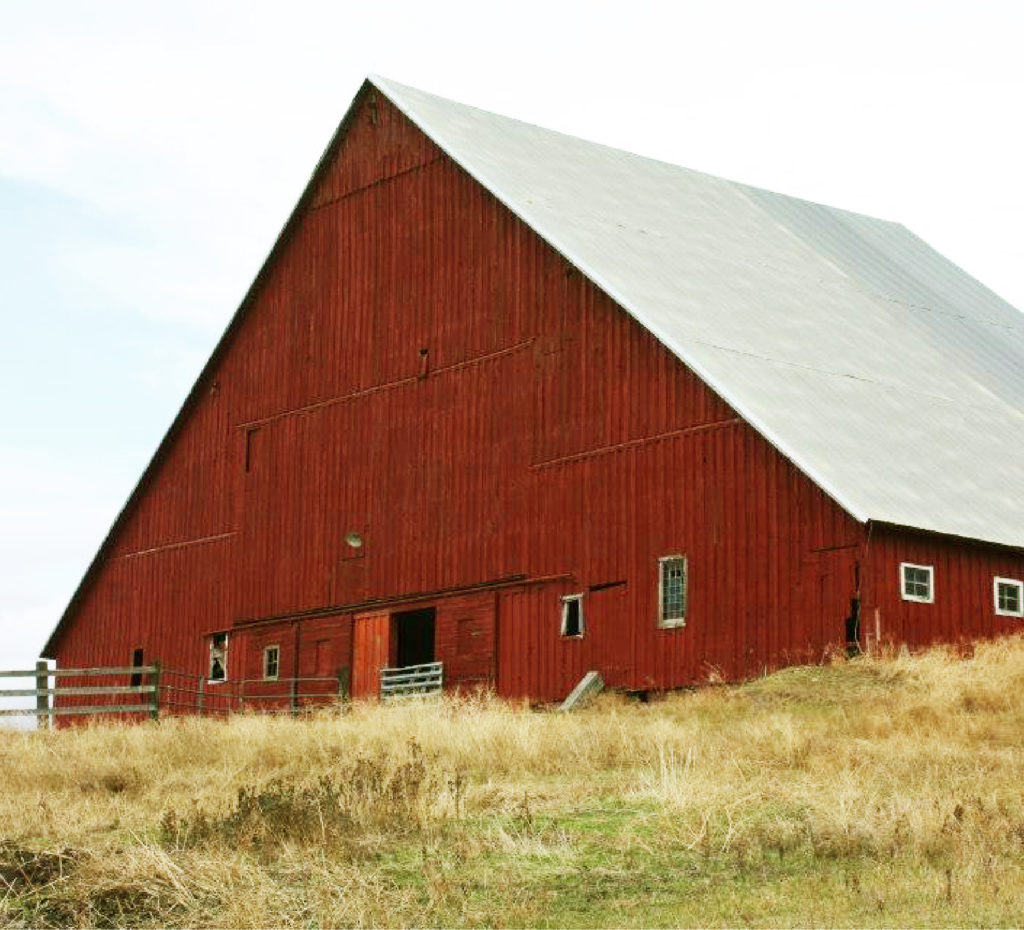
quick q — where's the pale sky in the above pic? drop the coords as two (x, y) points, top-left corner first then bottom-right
(2, 0), (1023, 695)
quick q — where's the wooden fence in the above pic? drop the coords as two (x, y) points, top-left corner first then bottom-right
(0, 663), (353, 725)
(0, 662), (159, 726)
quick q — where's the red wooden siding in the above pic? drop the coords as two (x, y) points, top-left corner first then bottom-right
(51, 85), (1020, 705)
(861, 526), (1024, 649)
(55, 535), (235, 672)
(435, 593), (496, 690)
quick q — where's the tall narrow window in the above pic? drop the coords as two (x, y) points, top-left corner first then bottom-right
(994, 577), (1024, 618)
(900, 563), (934, 603)
(659, 555), (687, 627)
(263, 645), (280, 680)
(561, 594), (584, 637)
(209, 632), (228, 682)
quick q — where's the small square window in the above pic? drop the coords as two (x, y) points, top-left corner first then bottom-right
(263, 644), (280, 680)
(209, 632), (228, 682)
(659, 555), (687, 627)
(900, 563), (934, 603)
(994, 578), (1024, 618)
(561, 594), (584, 637)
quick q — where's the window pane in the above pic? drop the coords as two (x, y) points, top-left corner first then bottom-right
(661, 557), (687, 622)
(902, 566), (931, 600)
(998, 582), (1021, 613)
(264, 646), (279, 679)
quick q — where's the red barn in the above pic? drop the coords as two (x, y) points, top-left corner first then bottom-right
(41, 77), (1024, 703)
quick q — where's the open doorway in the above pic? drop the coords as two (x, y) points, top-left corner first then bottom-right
(393, 607), (436, 667)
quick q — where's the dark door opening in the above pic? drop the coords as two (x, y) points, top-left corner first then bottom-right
(393, 607), (436, 667)
(845, 597), (861, 656)
(130, 648), (144, 687)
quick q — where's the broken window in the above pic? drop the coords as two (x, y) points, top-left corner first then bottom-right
(263, 644), (280, 680)
(209, 632), (228, 682)
(561, 594), (584, 637)
(659, 555), (687, 627)
(995, 577), (1023, 617)
(900, 563), (934, 603)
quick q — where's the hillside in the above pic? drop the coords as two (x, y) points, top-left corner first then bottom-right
(3, 640), (1024, 928)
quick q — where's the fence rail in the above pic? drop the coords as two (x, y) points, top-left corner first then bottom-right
(0, 663), (159, 723)
(0, 660), (446, 723)
(155, 668), (351, 717)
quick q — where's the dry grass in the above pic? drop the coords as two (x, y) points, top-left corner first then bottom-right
(4, 638), (1024, 926)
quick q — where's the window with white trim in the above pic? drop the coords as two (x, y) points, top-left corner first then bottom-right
(263, 644), (280, 680)
(659, 555), (687, 627)
(994, 577), (1024, 618)
(900, 563), (934, 603)
(209, 632), (228, 682)
(561, 594), (584, 637)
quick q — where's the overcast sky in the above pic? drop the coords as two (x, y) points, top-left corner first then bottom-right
(2, 0), (1023, 692)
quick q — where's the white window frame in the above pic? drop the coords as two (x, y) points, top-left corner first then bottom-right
(994, 577), (1024, 618)
(263, 644), (281, 680)
(658, 555), (687, 628)
(560, 593), (585, 638)
(900, 562), (934, 604)
(209, 632), (229, 683)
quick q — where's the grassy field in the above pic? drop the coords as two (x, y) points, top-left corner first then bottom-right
(3, 640), (1024, 928)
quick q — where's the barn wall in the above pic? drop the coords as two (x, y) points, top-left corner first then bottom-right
(54, 536), (236, 672)
(54, 88), (868, 699)
(497, 421), (863, 701)
(861, 526), (1024, 649)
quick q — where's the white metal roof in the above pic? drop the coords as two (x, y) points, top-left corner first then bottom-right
(371, 76), (1024, 549)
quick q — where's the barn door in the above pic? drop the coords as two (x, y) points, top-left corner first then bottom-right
(351, 611), (391, 699)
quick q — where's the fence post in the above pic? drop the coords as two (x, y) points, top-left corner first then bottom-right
(149, 663), (161, 720)
(290, 677), (299, 716)
(35, 660), (50, 730)
(197, 675), (206, 716)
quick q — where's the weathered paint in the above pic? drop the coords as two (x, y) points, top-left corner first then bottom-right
(48, 86), (1024, 706)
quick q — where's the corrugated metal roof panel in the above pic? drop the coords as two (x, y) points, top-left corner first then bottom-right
(371, 75), (1024, 549)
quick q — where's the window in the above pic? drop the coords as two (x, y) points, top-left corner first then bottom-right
(994, 577), (1024, 618)
(900, 563), (934, 603)
(263, 644), (280, 680)
(659, 555), (687, 627)
(209, 632), (228, 682)
(561, 594), (584, 637)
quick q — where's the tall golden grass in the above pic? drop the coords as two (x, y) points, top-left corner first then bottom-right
(3, 638), (1024, 926)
